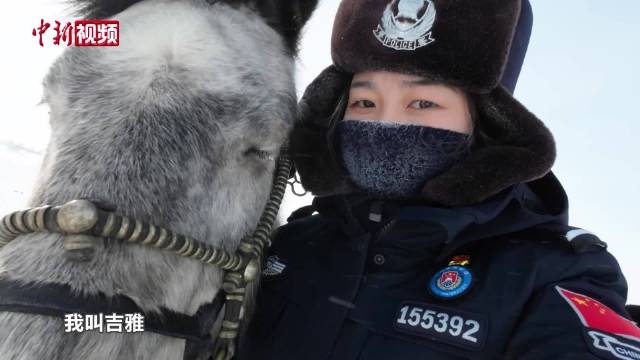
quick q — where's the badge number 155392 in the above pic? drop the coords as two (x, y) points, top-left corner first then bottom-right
(394, 303), (487, 350)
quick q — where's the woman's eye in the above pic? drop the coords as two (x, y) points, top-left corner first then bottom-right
(351, 100), (376, 108)
(409, 100), (436, 109)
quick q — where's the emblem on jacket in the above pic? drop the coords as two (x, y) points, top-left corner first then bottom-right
(556, 286), (640, 360)
(429, 255), (473, 299)
(373, 0), (437, 51)
(263, 255), (287, 277)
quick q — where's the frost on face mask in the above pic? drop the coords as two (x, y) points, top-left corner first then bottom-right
(336, 119), (472, 198)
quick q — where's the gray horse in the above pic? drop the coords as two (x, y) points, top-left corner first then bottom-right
(0, 0), (317, 358)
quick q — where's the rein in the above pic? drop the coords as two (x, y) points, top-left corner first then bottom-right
(0, 147), (294, 360)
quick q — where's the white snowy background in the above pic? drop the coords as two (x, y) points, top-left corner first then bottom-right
(0, 1), (638, 303)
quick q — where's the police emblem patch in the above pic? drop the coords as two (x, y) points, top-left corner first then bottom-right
(262, 255), (286, 277)
(373, 0), (437, 51)
(429, 266), (472, 299)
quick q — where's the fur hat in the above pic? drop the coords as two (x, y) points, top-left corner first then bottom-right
(292, 0), (556, 207)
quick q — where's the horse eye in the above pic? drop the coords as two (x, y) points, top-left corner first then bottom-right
(244, 148), (274, 161)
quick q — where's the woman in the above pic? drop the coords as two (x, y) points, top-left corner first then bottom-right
(240, 0), (640, 359)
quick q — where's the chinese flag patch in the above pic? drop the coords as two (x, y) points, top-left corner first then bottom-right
(557, 286), (640, 360)
(556, 286), (640, 341)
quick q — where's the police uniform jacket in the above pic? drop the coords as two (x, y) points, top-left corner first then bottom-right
(239, 172), (639, 360)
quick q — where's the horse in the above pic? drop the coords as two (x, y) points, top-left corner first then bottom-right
(0, 0), (317, 358)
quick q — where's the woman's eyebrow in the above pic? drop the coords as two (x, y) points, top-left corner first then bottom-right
(350, 80), (375, 89)
(402, 78), (437, 87)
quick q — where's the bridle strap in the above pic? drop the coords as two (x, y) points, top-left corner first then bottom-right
(214, 148), (294, 360)
(0, 278), (224, 343)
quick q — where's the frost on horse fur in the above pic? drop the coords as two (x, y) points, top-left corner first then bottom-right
(0, 0), (316, 358)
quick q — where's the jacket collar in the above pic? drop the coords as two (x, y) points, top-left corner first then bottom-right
(313, 171), (569, 261)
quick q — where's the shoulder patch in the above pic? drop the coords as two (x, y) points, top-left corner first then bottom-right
(556, 286), (640, 359)
(262, 255), (287, 277)
(585, 330), (640, 360)
(564, 227), (608, 254)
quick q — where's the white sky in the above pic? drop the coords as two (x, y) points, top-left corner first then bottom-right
(0, 1), (637, 303)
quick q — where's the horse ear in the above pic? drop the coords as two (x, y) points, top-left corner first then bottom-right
(254, 0), (319, 54)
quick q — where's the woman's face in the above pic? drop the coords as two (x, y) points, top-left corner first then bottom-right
(343, 71), (473, 134)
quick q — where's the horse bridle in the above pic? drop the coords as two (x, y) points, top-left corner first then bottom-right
(0, 147), (295, 360)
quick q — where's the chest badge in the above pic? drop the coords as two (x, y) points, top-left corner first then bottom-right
(429, 255), (473, 299)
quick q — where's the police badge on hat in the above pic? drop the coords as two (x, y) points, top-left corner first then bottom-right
(373, 0), (437, 51)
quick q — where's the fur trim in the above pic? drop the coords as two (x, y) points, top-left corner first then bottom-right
(291, 66), (355, 195)
(421, 86), (556, 207)
(331, 0), (521, 93)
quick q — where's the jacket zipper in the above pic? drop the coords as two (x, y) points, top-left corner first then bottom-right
(373, 218), (397, 243)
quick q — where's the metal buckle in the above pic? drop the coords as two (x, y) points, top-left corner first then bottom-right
(287, 171), (308, 197)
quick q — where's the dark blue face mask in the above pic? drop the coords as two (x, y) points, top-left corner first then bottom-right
(335, 119), (473, 198)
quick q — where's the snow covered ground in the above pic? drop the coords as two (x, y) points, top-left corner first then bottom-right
(0, 0), (638, 305)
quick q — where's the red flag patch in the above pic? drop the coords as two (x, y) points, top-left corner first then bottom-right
(556, 286), (640, 343)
